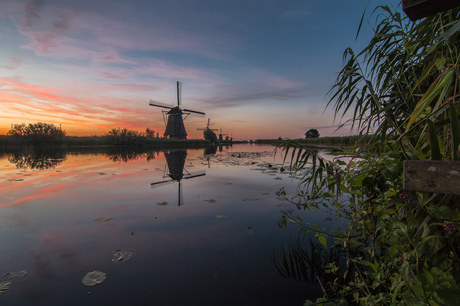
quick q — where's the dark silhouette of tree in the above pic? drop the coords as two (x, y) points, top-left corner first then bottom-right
(305, 129), (320, 138)
(203, 129), (218, 142)
(145, 128), (156, 138)
(7, 122), (65, 146)
(106, 128), (144, 147)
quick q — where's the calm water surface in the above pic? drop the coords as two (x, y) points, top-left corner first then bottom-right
(0, 144), (328, 305)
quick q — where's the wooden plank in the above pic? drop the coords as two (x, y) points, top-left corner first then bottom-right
(403, 0), (460, 21)
(403, 160), (460, 195)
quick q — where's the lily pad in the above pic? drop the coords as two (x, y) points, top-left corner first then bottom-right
(0, 281), (11, 295)
(156, 201), (169, 206)
(82, 270), (106, 286)
(112, 249), (134, 263)
(243, 198), (259, 201)
(94, 217), (114, 222)
(213, 214), (227, 219)
(203, 199), (217, 203)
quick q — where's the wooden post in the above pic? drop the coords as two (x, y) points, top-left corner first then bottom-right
(403, 160), (460, 195)
(403, 0), (460, 21)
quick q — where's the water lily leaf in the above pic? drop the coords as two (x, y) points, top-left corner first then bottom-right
(213, 214), (227, 219)
(94, 217), (114, 222)
(243, 198), (259, 201)
(203, 199), (216, 203)
(0, 281), (11, 295)
(82, 270), (106, 286)
(112, 249), (134, 263)
(156, 201), (169, 206)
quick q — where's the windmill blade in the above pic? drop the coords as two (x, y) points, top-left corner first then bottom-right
(150, 179), (175, 187)
(149, 99), (174, 109)
(183, 172), (206, 180)
(183, 108), (205, 116)
(177, 81), (182, 107)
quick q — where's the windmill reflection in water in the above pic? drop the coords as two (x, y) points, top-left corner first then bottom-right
(151, 150), (205, 206)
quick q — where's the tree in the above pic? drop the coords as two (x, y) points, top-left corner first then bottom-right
(8, 122), (65, 146)
(145, 128), (155, 138)
(106, 127), (142, 146)
(203, 129), (218, 142)
(304, 129), (319, 138)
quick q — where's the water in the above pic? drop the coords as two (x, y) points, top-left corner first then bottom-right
(0, 144), (327, 305)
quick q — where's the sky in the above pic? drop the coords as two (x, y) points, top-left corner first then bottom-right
(0, 0), (402, 140)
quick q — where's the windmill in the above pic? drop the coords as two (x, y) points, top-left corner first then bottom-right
(197, 118), (218, 142)
(197, 118), (218, 132)
(151, 150), (205, 206)
(149, 81), (205, 139)
(218, 128), (228, 142)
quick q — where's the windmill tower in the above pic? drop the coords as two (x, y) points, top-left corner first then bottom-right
(149, 81), (205, 139)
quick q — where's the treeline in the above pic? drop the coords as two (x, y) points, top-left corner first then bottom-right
(294, 134), (372, 146)
(6, 122), (65, 147)
(0, 123), (210, 148)
(254, 135), (372, 146)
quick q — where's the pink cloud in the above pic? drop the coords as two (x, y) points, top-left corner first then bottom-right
(0, 57), (23, 70)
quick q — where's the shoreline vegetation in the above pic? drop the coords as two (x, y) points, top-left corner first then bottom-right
(0, 122), (366, 149)
(277, 5), (460, 305)
(254, 134), (371, 147)
(0, 134), (366, 149)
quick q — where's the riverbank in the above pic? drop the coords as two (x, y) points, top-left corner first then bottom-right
(0, 135), (214, 149)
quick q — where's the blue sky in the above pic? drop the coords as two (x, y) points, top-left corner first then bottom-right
(0, 0), (401, 139)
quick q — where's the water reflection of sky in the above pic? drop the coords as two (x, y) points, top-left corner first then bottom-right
(0, 144), (331, 305)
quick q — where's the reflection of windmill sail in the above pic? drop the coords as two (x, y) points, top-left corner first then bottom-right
(151, 150), (205, 206)
(149, 81), (205, 139)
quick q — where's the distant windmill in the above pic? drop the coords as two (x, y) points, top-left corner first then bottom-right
(218, 128), (228, 142)
(151, 150), (205, 206)
(197, 118), (218, 132)
(149, 81), (205, 139)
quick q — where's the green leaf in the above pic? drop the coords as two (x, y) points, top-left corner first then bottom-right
(406, 69), (455, 132)
(435, 58), (446, 71)
(450, 103), (459, 160)
(427, 119), (441, 160)
(318, 235), (327, 249)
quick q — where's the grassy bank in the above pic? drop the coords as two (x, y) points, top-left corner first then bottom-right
(0, 135), (212, 149)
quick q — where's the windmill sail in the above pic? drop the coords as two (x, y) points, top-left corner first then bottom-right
(148, 81), (205, 139)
